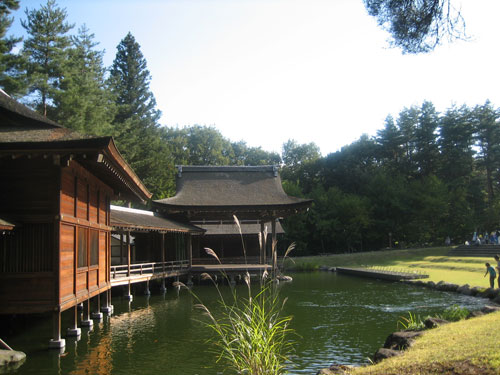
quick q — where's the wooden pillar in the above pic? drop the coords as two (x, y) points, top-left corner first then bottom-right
(260, 222), (265, 265)
(127, 231), (131, 277)
(101, 289), (113, 314)
(91, 294), (103, 320)
(160, 233), (166, 293)
(81, 299), (93, 327)
(272, 219), (277, 278)
(66, 305), (81, 337)
(125, 231), (133, 301)
(120, 232), (124, 265)
(49, 311), (66, 349)
(187, 234), (193, 268)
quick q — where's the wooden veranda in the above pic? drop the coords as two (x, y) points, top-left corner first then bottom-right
(110, 205), (204, 296)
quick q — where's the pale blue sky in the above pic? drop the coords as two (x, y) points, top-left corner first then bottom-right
(10, 0), (500, 155)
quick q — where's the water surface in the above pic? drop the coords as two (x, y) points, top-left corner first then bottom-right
(3, 273), (487, 374)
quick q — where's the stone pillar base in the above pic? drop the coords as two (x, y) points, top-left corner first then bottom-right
(124, 294), (133, 301)
(81, 319), (93, 327)
(49, 338), (66, 349)
(66, 328), (81, 337)
(91, 312), (103, 320)
(101, 305), (113, 314)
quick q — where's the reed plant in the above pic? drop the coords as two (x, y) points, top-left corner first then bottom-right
(176, 215), (295, 375)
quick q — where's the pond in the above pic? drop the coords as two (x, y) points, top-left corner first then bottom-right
(2, 272), (488, 375)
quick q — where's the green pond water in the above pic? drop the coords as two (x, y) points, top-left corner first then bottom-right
(2, 272), (487, 375)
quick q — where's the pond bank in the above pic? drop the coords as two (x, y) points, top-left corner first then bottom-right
(306, 247), (500, 374)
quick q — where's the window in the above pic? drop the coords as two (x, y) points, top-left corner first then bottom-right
(77, 227), (88, 268)
(90, 230), (99, 266)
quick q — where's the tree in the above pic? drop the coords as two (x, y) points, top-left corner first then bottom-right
(376, 115), (403, 172)
(471, 101), (500, 205)
(182, 125), (234, 165)
(0, 0), (26, 96)
(21, 0), (74, 115)
(230, 140), (281, 166)
(364, 0), (467, 54)
(108, 32), (171, 199)
(414, 101), (440, 177)
(52, 25), (115, 135)
(281, 139), (321, 191)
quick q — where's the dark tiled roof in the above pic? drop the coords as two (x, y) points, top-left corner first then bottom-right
(0, 90), (60, 129)
(153, 166), (312, 219)
(0, 91), (152, 202)
(195, 221), (284, 235)
(0, 217), (15, 230)
(111, 206), (204, 234)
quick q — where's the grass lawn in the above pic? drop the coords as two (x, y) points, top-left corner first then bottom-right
(352, 311), (500, 375)
(288, 247), (497, 288)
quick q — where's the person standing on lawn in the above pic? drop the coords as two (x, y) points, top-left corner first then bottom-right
(484, 263), (497, 289)
(494, 255), (500, 288)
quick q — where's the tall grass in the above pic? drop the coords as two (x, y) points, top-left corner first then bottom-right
(177, 216), (295, 375)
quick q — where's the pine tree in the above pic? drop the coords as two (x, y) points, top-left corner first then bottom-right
(52, 25), (115, 135)
(21, 0), (74, 115)
(108, 32), (173, 199)
(0, 0), (26, 97)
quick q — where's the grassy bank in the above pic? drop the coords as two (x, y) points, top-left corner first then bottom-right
(288, 247), (496, 288)
(353, 311), (500, 375)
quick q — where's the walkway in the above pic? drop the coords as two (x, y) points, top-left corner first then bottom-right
(336, 267), (429, 281)
(110, 261), (189, 287)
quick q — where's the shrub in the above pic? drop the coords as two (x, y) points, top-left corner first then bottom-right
(397, 311), (425, 331)
(439, 304), (470, 322)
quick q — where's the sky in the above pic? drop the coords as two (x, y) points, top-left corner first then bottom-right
(9, 0), (500, 156)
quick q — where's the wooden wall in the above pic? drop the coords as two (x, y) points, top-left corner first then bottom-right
(0, 158), (114, 314)
(58, 161), (112, 311)
(0, 158), (58, 314)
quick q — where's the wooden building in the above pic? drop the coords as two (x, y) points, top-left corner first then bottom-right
(193, 220), (284, 263)
(153, 166), (312, 272)
(0, 92), (151, 348)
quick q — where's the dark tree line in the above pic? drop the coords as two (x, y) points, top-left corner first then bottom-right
(282, 101), (500, 254)
(1, 1), (497, 255)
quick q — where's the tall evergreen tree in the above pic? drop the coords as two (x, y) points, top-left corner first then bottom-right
(21, 0), (74, 115)
(0, 0), (26, 96)
(108, 32), (172, 199)
(375, 115), (403, 171)
(414, 101), (440, 176)
(471, 101), (500, 205)
(52, 25), (115, 135)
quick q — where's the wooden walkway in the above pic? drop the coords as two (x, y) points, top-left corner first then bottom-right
(109, 261), (271, 286)
(336, 267), (429, 281)
(110, 261), (189, 287)
(191, 263), (271, 274)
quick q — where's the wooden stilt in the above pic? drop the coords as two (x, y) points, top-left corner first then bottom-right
(66, 305), (81, 337)
(49, 311), (66, 349)
(101, 289), (113, 314)
(91, 294), (103, 320)
(81, 299), (93, 327)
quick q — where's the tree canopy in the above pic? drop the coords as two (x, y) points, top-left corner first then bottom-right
(364, 0), (467, 53)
